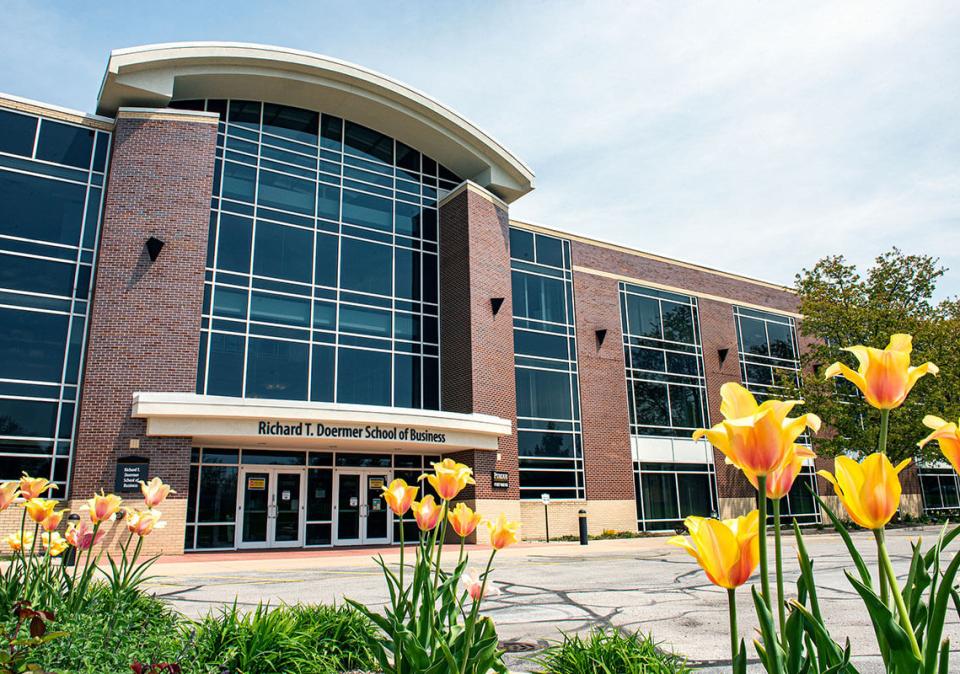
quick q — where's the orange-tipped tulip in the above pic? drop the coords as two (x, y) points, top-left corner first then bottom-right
(411, 495), (443, 531)
(745, 444), (817, 500)
(448, 502), (483, 538)
(824, 334), (938, 410)
(818, 453), (910, 530)
(693, 383), (821, 477)
(22, 498), (57, 525)
(668, 511), (760, 589)
(4, 531), (33, 552)
(0, 482), (19, 511)
(919, 416), (960, 476)
(84, 491), (122, 524)
(40, 508), (66, 533)
(420, 459), (475, 501)
(140, 477), (175, 508)
(65, 521), (105, 550)
(487, 513), (519, 550)
(126, 509), (164, 537)
(382, 479), (418, 517)
(40, 532), (68, 557)
(19, 474), (55, 500)
(462, 568), (500, 602)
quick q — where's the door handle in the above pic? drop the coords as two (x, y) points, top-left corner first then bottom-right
(268, 505), (277, 519)
(360, 504), (368, 518)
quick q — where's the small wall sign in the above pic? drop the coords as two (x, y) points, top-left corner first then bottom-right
(247, 477), (266, 490)
(369, 477), (384, 490)
(114, 457), (149, 493)
(492, 470), (509, 489)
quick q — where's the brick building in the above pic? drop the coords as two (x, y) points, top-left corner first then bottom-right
(0, 43), (929, 555)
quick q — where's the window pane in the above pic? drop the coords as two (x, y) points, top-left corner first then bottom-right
(677, 473), (713, 518)
(661, 301), (694, 344)
(535, 234), (564, 267)
(250, 293), (310, 327)
(632, 381), (669, 426)
(514, 330), (569, 360)
(0, 399), (57, 437)
(246, 338), (308, 400)
(512, 272), (567, 323)
(394, 248), (420, 300)
(394, 354), (420, 409)
(317, 185), (340, 221)
(0, 308), (68, 382)
(262, 103), (318, 144)
(0, 172), (86, 245)
(35, 120), (94, 168)
(213, 287), (247, 319)
(341, 238), (391, 295)
(336, 348), (391, 406)
(221, 162), (256, 202)
(342, 190), (392, 231)
(216, 214), (252, 272)
(510, 228), (535, 262)
(0, 254), (74, 298)
(767, 322), (796, 360)
(311, 345), (334, 402)
(344, 122), (393, 164)
(307, 469), (333, 520)
(0, 110), (36, 157)
(515, 369), (572, 420)
(630, 346), (664, 372)
(739, 317), (768, 356)
(253, 221), (312, 283)
(395, 202), (421, 237)
(206, 333), (244, 396)
(339, 305), (391, 338)
(518, 431), (576, 458)
(626, 295), (661, 338)
(196, 466), (238, 522)
(641, 473), (679, 520)
(257, 171), (315, 216)
(669, 385), (702, 429)
(315, 233), (338, 288)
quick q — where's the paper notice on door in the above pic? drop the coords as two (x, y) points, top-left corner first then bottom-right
(369, 477), (384, 489)
(247, 477), (266, 490)
(371, 498), (382, 511)
(281, 490), (291, 501)
(349, 496), (359, 507)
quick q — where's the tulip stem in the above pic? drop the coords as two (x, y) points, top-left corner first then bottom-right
(757, 476), (772, 611)
(460, 550), (496, 674)
(878, 409), (889, 456)
(727, 588), (739, 666)
(772, 497), (786, 632)
(874, 528), (921, 659)
(877, 408), (890, 607)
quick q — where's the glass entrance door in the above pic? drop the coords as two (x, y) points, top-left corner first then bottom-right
(334, 471), (392, 545)
(237, 469), (305, 549)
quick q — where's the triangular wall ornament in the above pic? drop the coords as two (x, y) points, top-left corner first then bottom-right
(490, 297), (505, 316)
(595, 329), (607, 347)
(145, 236), (165, 261)
(718, 347), (730, 366)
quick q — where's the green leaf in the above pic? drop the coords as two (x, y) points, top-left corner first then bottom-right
(923, 544), (960, 673)
(846, 571), (921, 672)
(752, 585), (786, 673)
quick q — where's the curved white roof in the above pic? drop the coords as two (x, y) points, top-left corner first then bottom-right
(97, 42), (534, 202)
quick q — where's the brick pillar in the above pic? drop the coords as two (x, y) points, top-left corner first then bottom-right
(439, 184), (519, 538)
(698, 299), (754, 517)
(71, 108), (218, 554)
(571, 268), (636, 532)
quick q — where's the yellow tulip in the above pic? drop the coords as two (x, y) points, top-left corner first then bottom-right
(40, 508), (66, 533)
(84, 491), (123, 524)
(420, 459), (475, 501)
(0, 482), (20, 511)
(918, 415), (960, 476)
(22, 498), (57, 525)
(818, 453), (910, 530)
(40, 532), (68, 557)
(411, 495), (443, 531)
(126, 508), (164, 537)
(140, 477), (175, 508)
(447, 502), (483, 538)
(486, 513), (520, 550)
(4, 531), (33, 552)
(744, 444), (816, 500)
(19, 474), (56, 500)
(381, 479), (418, 516)
(693, 383), (821, 477)
(824, 334), (938, 410)
(668, 511), (760, 589)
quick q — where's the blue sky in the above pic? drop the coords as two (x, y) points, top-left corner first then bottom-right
(4, 1), (958, 296)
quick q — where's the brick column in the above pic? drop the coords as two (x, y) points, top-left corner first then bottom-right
(698, 299), (755, 517)
(439, 183), (519, 539)
(71, 109), (218, 554)
(570, 268), (636, 533)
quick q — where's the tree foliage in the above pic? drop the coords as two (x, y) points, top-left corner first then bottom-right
(792, 248), (960, 464)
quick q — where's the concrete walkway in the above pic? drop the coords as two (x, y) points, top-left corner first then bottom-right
(145, 526), (960, 672)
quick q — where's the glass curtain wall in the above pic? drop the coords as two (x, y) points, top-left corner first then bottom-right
(619, 283), (717, 530)
(919, 464), (960, 513)
(171, 99), (462, 410)
(509, 228), (584, 500)
(0, 108), (109, 491)
(734, 306), (819, 523)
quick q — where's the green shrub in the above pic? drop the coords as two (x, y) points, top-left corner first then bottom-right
(187, 602), (378, 674)
(534, 628), (690, 674)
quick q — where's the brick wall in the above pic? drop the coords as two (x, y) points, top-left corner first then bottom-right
(70, 110), (217, 557)
(570, 268), (634, 501)
(439, 185), (518, 501)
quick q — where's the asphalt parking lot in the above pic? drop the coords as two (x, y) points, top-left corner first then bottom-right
(146, 525), (959, 672)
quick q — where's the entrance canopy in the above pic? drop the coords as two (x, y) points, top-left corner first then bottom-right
(131, 392), (511, 451)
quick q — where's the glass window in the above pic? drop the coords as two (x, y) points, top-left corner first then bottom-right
(339, 305), (391, 337)
(661, 301), (694, 344)
(342, 190), (392, 231)
(245, 338), (308, 400)
(250, 293), (310, 327)
(207, 333), (244, 396)
(0, 109), (37, 157)
(35, 120), (94, 168)
(341, 238), (391, 295)
(196, 466), (238, 522)
(395, 202), (421, 237)
(0, 399), (58, 438)
(257, 171), (315, 215)
(213, 287), (247, 319)
(344, 121), (393, 164)
(626, 295), (661, 339)
(216, 214), (253, 272)
(0, 253), (74, 297)
(514, 330), (569, 360)
(632, 381), (669, 426)
(0, 172), (86, 245)
(317, 185), (340, 221)
(315, 233), (338, 288)
(509, 228), (535, 262)
(311, 345), (334, 402)
(228, 100), (261, 129)
(0, 308), (68, 382)
(515, 369), (573, 420)
(320, 115), (342, 151)
(394, 354), (421, 409)
(307, 469), (333, 520)
(738, 317), (769, 356)
(253, 221), (312, 283)
(262, 103), (318, 144)
(512, 272), (567, 323)
(641, 473), (680, 521)
(394, 248), (420, 300)
(337, 348), (390, 406)
(221, 162), (256, 202)
(535, 234), (564, 267)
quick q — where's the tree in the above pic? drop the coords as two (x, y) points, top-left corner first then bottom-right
(792, 248), (960, 465)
